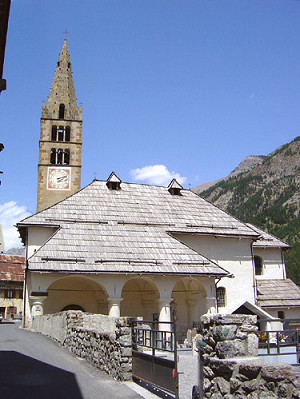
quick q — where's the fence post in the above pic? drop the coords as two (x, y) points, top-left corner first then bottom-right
(130, 317), (137, 351)
(297, 331), (300, 364)
(172, 310), (179, 399)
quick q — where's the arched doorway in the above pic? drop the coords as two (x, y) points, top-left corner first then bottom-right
(61, 304), (85, 311)
(44, 276), (108, 315)
(171, 278), (207, 342)
(121, 277), (159, 320)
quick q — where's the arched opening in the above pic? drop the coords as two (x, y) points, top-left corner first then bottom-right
(171, 278), (207, 342)
(51, 126), (57, 141)
(58, 126), (64, 141)
(50, 148), (56, 164)
(59, 104), (65, 119)
(65, 126), (70, 141)
(121, 277), (159, 320)
(44, 276), (108, 315)
(57, 149), (63, 165)
(254, 255), (263, 275)
(64, 149), (70, 165)
(61, 304), (85, 311)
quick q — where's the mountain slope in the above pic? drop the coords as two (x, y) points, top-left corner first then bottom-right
(193, 155), (265, 194)
(197, 136), (300, 285)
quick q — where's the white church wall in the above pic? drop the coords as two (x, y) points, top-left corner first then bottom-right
(174, 234), (255, 312)
(27, 226), (58, 258)
(253, 247), (286, 280)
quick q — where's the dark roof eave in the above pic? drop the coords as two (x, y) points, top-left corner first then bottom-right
(27, 268), (227, 277)
(169, 230), (259, 239)
(260, 304), (300, 308)
(17, 222), (61, 229)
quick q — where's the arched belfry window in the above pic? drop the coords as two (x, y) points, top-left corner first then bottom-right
(64, 149), (70, 165)
(51, 126), (71, 142)
(254, 256), (263, 276)
(65, 126), (70, 141)
(58, 126), (64, 141)
(50, 149), (56, 164)
(51, 126), (57, 141)
(57, 149), (63, 165)
(59, 104), (65, 119)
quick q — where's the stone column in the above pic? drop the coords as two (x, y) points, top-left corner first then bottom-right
(158, 297), (172, 331)
(206, 296), (217, 314)
(29, 295), (47, 317)
(107, 297), (123, 318)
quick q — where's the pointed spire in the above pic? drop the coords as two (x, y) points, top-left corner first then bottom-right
(42, 39), (82, 120)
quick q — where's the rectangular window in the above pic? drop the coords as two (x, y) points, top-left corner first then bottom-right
(216, 287), (226, 308)
(278, 311), (285, 320)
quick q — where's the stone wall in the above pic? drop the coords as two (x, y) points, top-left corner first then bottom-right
(32, 311), (132, 381)
(199, 314), (300, 398)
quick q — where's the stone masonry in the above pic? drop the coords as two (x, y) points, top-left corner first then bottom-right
(198, 314), (300, 399)
(37, 39), (82, 212)
(32, 311), (133, 381)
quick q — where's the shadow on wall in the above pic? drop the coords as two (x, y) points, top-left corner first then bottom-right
(0, 351), (83, 399)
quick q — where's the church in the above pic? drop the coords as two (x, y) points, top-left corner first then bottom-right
(18, 40), (300, 330)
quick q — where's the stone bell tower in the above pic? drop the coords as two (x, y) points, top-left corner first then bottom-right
(37, 39), (82, 212)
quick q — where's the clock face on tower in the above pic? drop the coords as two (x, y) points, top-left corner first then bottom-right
(47, 167), (71, 190)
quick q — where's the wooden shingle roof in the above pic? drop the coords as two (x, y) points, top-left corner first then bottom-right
(247, 223), (290, 249)
(18, 179), (260, 276)
(257, 279), (300, 308)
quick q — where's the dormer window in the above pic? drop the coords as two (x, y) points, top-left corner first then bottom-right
(168, 179), (183, 196)
(106, 172), (122, 190)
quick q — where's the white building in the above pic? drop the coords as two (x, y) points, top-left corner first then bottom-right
(18, 39), (299, 333)
(17, 174), (298, 331)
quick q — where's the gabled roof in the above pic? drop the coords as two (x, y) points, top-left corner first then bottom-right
(247, 223), (290, 249)
(257, 279), (300, 308)
(226, 299), (275, 320)
(21, 179), (258, 237)
(18, 178), (260, 276)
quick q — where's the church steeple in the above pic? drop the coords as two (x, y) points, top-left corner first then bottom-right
(42, 39), (82, 121)
(37, 39), (82, 212)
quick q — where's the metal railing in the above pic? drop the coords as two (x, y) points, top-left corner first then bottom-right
(257, 318), (300, 364)
(131, 317), (179, 399)
(132, 320), (176, 355)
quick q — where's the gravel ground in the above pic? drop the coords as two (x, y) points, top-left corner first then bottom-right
(177, 349), (198, 399)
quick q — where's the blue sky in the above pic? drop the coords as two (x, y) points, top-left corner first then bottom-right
(0, 0), (299, 248)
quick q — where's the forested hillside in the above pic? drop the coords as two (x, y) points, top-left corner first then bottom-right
(199, 136), (300, 285)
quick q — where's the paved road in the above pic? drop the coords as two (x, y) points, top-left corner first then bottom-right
(0, 321), (151, 399)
